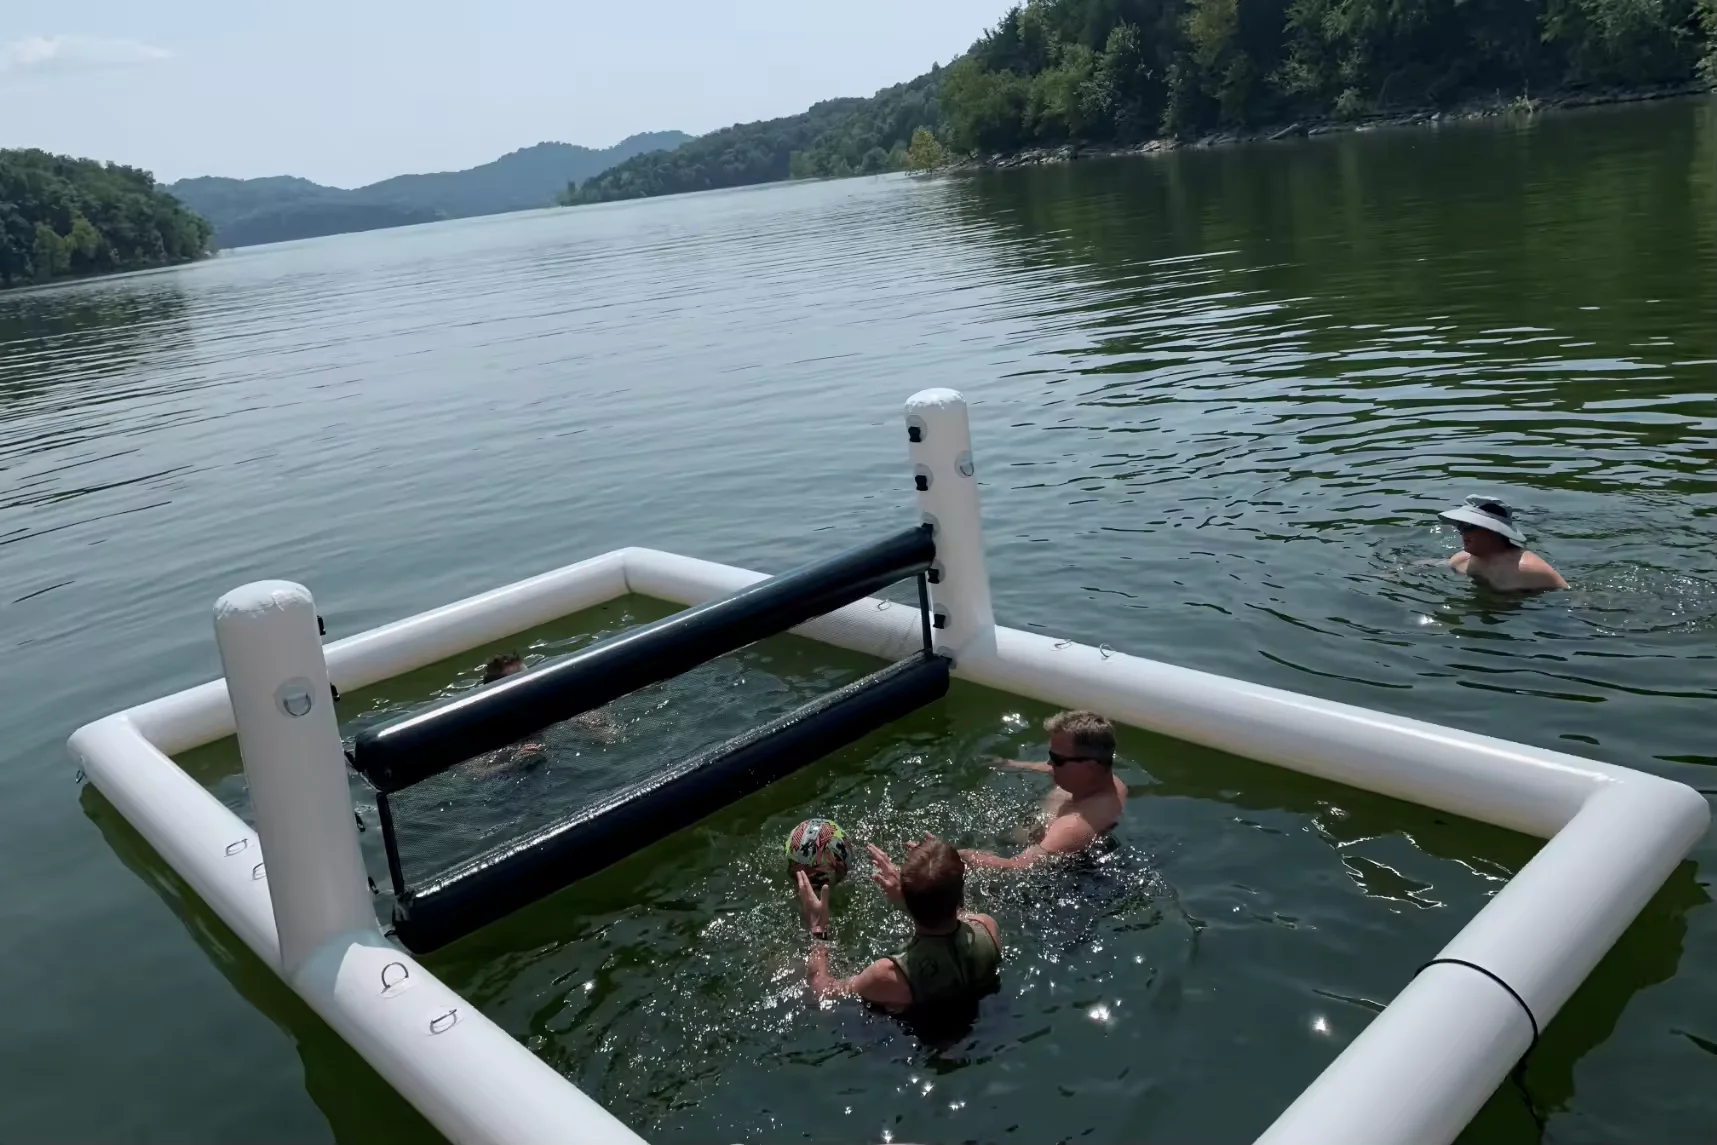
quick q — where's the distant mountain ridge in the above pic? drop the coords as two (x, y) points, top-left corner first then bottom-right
(168, 131), (693, 248)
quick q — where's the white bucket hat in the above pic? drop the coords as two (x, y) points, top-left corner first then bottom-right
(1439, 495), (1526, 545)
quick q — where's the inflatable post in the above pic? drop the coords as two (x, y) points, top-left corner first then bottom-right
(214, 581), (372, 975)
(906, 388), (995, 661)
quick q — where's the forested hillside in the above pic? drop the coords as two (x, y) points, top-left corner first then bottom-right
(0, 150), (212, 288)
(939, 0), (1717, 152)
(563, 72), (945, 204)
(170, 132), (693, 248)
(569, 0), (1715, 206)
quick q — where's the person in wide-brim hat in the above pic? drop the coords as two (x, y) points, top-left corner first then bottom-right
(1439, 495), (1567, 591)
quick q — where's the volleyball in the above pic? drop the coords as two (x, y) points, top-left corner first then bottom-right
(785, 818), (851, 886)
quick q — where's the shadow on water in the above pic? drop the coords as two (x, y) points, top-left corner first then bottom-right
(0, 281), (200, 415)
(78, 783), (446, 1145)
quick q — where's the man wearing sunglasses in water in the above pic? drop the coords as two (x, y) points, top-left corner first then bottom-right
(1440, 495), (1567, 592)
(962, 710), (1127, 871)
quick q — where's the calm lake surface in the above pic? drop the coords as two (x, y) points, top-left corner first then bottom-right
(2, 98), (1713, 1144)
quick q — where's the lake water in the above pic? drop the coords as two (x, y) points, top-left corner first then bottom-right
(2, 97), (1713, 1144)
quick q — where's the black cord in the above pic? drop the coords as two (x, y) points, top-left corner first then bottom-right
(1416, 957), (1547, 1135)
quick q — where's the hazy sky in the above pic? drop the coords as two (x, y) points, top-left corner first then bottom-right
(2, 0), (1014, 187)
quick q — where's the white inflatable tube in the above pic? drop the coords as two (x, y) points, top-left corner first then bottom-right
(67, 387), (1705, 1145)
(1257, 781), (1704, 1145)
(123, 550), (631, 756)
(70, 712), (642, 1145)
(906, 387), (995, 659)
(214, 581), (373, 974)
(74, 568), (646, 1145)
(70, 714), (280, 961)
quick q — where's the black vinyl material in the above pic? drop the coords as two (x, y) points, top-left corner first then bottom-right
(352, 525), (934, 793)
(390, 650), (949, 953)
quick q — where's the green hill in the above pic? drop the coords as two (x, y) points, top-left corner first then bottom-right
(570, 0), (1715, 207)
(169, 132), (693, 248)
(1, 149), (212, 288)
(565, 73), (944, 204)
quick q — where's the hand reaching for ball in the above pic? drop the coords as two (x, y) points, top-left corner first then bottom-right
(867, 843), (904, 905)
(795, 869), (831, 935)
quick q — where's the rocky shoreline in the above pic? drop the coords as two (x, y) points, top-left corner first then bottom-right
(951, 81), (1714, 171)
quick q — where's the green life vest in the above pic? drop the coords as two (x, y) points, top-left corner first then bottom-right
(886, 920), (1001, 1008)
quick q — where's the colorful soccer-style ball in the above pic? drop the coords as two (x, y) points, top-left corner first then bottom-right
(785, 818), (851, 887)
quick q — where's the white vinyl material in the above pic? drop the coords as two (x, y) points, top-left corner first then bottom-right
(213, 581), (374, 974)
(68, 390), (1706, 1145)
(906, 387), (995, 660)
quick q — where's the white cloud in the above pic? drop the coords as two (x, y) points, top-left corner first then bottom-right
(0, 35), (171, 79)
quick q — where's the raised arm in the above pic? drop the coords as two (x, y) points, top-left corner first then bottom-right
(796, 870), (911, 1009)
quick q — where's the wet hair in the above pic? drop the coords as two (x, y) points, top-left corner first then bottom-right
(482, 653), (524, 684)
(1043, 709), (1116, 766)
(899, 836), (965, 926)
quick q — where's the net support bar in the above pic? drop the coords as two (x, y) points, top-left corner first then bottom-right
(390, 650), (950, 953)
(352, 525), (934, 793)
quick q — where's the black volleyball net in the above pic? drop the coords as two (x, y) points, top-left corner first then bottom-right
(349, 526), (948, 953)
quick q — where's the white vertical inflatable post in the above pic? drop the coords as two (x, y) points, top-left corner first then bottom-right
(906, 388), (995, 661)
(215, 581), (374, 976)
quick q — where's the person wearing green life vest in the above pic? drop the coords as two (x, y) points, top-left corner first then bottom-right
(794, 834), (1002, 1015)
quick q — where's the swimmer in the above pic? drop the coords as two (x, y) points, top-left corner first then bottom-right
(795, 834), (1001, 1014)
(464, 652), (619, 776)
(965, 710), (1127, 871)
(1439, 496), (1567, 592)
(483, 653), (622, 741)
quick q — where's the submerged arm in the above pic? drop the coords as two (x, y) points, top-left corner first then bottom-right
(1520, 553), (1569, 590)
(961, 814), (1099, 872)
(993, 758), (1054, 773)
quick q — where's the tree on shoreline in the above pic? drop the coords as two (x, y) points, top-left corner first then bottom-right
(938, 0), (1712, 152)
(0, 149), (213, 289)
(904, 128), (950, 172)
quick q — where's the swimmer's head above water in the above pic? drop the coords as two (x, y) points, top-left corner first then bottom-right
(898, 835), (968, 928)
(1439, 495), (1525, 557)
(482, 653), (525, 683)
(1437, 496), (1567, 591)
(1043, 709), (1116, 795)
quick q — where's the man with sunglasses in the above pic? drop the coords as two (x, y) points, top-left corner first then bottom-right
(962, 710), (1127, 871)
(1439, 496), (1567, 591)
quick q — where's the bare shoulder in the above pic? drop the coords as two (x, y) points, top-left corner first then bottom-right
(853, 957), (913, 1011)
(1448, 551), (1471, 572)
(963, 911), (1003, 952)
(1112, 773), (1128, 803)
(1520, 550), (1568, 589)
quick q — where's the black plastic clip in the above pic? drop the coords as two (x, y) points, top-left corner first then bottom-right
(908, 425), (922, 443)
(354, 810), (365, 833)
(330, 683), (341, 703)
(914, 474), (929, 491)
(318, 615), (326, 637)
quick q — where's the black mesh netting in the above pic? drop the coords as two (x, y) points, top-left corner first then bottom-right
(374, 642), (871, 888)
